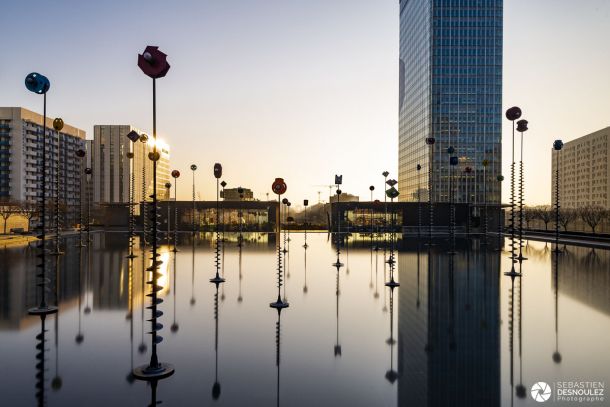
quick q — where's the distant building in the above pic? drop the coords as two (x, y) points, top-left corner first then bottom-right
(552, 126), (610, 209)
(0, 107), (86, 226)
(330, 193), (359, 203)
(221, 187), (254, 201)
(92, 125), (171, 208)
(398, 0), (503, 205)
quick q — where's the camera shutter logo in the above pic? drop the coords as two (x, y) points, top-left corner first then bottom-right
(531, 382), (552, 402)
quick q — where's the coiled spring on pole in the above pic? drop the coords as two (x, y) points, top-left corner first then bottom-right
(509, 161), (516, 263)
(146, 177), (164, 364)
(277, 242), (284, 291)
(35, 316), (48, 407)
(141, 146), (148, 247)
(518, 160), (524, 257)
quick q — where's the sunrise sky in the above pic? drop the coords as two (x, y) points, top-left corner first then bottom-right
(2, 0), (609, 207)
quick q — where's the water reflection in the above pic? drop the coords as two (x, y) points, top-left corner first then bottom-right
(397, 242), (501, 406)
(1, 234), (610, 406)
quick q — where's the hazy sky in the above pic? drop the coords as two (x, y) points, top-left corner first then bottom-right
(2, 0), (609, 207)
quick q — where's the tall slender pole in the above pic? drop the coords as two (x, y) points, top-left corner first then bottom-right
(191, 166), (197, 234)
(553, 140), (563, 252)
(211, 173), (225, 284)
(504, 106), (522, 277)
(417, 166), (421, 238)
(141, 138), (148, 246)
(76, 149), (86, 248)
(52, 120), (63, 256)
(516, 119), (528, 260)
(133, 47), (173, 380)
(172, 174), (179, 252)
(127, 150), (136, 258)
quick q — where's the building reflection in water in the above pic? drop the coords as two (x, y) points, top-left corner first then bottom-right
(397, 240), (501, 406)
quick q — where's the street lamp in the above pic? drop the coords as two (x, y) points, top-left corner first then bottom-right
(210, 163), (225, 284)
(505, 106), (522, 277)
(516, 119), (529, 261)
(25, 71), (56, 316)
(553, 140), (564, 253)
(132, 45), (174, 381)
(171, 170), (180, 252)
(191, 164), (197, 235)
(51, 117), (64, 256)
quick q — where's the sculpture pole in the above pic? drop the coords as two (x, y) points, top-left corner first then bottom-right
(25, 72), (57, 315)
(133, 45), (174, 381)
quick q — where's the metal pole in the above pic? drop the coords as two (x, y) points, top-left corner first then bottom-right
(173, 177), (178, 252)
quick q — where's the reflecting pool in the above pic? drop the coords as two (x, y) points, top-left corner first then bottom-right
(1, 232), (609, 406)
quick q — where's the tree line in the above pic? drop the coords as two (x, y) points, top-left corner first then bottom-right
(522, 205), (609, 234)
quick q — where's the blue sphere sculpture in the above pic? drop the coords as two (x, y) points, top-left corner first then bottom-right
(25, 72), (50, 94)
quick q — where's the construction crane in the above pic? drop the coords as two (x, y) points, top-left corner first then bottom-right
(312, 185), (336, 204)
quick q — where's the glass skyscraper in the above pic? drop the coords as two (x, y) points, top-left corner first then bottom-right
(398, 0), (503, 206)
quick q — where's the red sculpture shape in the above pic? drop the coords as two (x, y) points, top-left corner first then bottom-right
(138, 46), (170, 79)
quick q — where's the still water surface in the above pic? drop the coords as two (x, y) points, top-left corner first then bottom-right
(1, 232), (609, 406)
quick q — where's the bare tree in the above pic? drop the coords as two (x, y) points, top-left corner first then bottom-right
(524, 207), (537, 229)
(18, 200), (37, 233)
(0, 200), (19, 234)
(558, 208), (578, 231)
(534, 206), (553, 230)
(579, 206), (606, 233)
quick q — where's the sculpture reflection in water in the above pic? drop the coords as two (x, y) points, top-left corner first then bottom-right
(552, 250), (562, 365)
(238, 238), (244, 303)
(190, 235), (196, 307)
(34, 315), (49, 406)
(211, 277), (223, 400)
(52, 255), (63, 392)
(75, 245), (85, 345)
(385, 285), (398, 384)
(273, 307), (285, 407)
(334, 260), (342, 358)
(171, 251), (179, 333)
(303, 242), (308, 294)
(399, 242), (501, 406)
(126, 255), (136, 384)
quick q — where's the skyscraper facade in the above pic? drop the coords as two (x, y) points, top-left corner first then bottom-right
(398, 0), (503, 206)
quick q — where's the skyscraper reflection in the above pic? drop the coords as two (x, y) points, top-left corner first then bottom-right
(397, 242), (501, 406)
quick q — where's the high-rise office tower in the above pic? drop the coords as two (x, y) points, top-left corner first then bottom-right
(398, 0), (503, 205)
(92, 125), (171, 208)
